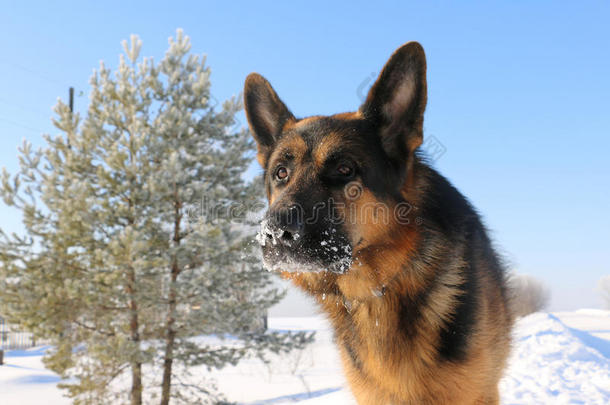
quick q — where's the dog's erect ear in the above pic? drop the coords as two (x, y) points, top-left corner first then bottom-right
(244, 73), (295, 161)
(360, 42), (427, 162)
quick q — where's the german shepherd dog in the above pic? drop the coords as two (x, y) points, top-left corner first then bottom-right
(244, 42), (513, 404)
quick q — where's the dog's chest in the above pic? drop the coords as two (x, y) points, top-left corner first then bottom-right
(335, 298), (402, 370)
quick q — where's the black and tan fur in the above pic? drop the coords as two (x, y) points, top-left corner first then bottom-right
(244, 42), (513, 404)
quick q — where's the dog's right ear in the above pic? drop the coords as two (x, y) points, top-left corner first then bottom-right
(244, 73), (295, 164)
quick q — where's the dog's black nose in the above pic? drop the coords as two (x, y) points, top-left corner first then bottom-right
(265, 205), (304, 246)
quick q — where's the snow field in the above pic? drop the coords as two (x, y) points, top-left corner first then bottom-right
(1, 311), (608, 404)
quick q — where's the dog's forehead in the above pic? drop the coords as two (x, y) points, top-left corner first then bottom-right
(272, 115), (366, 166)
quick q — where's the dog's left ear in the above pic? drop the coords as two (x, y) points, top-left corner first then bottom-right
(360, 42), (427, 162)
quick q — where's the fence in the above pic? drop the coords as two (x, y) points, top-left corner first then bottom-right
(0, 317), (39, 351)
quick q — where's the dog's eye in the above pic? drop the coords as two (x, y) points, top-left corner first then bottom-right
(337, 164), (354, 177)
(276, 166), (289, 180)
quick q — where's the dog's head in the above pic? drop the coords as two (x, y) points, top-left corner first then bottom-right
(245, 42), (427, 274)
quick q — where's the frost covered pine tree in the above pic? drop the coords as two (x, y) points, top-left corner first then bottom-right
(0, 30), (312, 405)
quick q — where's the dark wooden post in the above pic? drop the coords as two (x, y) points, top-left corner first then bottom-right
(69, 87), (74, 113)
(0, 317), (4, 365)
(67, 87), (74, 149)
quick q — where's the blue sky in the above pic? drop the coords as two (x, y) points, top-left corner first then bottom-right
(1, 1), (608, 310)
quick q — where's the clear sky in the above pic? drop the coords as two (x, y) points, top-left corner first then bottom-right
(1, 1), (608, 311)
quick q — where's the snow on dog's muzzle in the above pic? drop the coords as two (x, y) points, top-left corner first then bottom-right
(256, 215), (352, 274)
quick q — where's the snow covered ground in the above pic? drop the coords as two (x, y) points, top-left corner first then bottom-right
(500, 311), (610, 404)
(1, 310), (608, 404)
(0, 346), (67, 405)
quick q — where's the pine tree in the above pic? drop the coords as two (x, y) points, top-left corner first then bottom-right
(0, 30), (312, 405)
